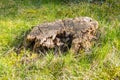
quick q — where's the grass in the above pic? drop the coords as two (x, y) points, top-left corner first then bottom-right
(0, 0), (120, 79)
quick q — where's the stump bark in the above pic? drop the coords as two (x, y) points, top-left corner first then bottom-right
(23, 17), (99, 54)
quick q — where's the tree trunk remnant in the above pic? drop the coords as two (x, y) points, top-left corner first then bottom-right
(23, 17), (99, 54)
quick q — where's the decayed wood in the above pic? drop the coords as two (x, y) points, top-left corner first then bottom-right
(23, 17), (99, 54)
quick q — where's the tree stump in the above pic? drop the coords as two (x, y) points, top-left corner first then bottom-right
(22, 17), (99, 54)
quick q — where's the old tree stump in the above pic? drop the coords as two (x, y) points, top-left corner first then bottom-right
(22, 17), (99, 54)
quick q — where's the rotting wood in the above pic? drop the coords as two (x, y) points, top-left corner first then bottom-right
(21, 17), (99, 54)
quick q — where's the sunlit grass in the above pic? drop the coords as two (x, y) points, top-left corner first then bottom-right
(0, 0), (120, 79)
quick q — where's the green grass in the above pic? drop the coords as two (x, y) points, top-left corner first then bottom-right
(0, 0), (120, 79)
